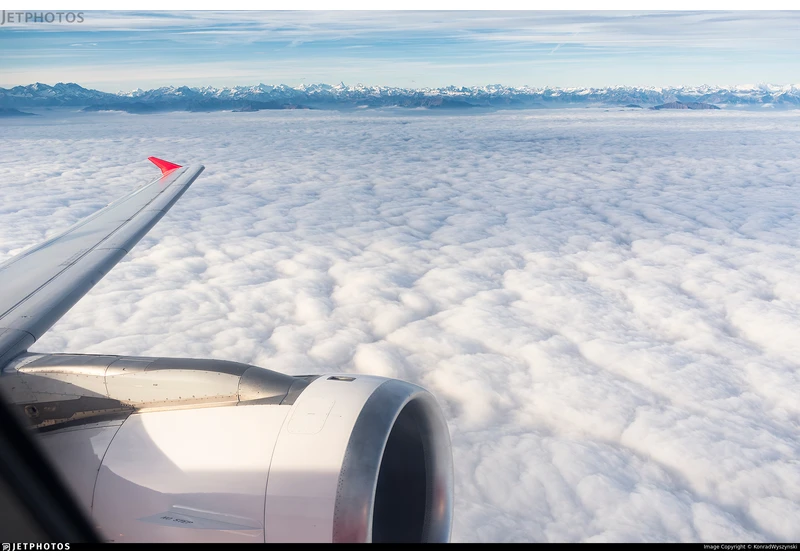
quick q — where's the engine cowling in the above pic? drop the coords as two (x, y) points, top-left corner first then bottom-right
(24, 369), (453, 543)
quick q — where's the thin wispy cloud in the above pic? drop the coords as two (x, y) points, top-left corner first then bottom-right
(1, 11), (798, 89)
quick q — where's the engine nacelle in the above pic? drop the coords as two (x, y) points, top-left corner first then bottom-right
(33, 373), (453, 543)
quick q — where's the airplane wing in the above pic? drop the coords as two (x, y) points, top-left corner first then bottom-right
(0, 157), (205, 366)
(0, 157), (453, 544)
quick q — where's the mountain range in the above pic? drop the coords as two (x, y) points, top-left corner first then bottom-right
(2, 82), (799, 113)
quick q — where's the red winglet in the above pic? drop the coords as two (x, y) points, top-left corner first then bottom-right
(148, 156), (182, 175)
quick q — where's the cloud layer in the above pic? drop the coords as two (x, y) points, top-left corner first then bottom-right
(1, 107), (799, 542)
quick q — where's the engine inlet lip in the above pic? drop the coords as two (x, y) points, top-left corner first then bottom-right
(331, 379), (453, 544)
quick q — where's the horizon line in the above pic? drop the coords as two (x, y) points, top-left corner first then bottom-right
(5, 81), (800, 93)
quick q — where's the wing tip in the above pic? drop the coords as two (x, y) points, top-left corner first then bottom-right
(148, 156), (182, 175)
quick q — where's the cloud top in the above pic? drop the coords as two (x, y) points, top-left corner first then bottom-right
(1, 108), (799, 542)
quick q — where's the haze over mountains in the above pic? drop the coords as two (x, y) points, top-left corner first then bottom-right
(2, 82), (800, 113)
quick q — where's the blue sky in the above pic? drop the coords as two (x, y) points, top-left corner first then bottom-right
(1, 10), (799, 90)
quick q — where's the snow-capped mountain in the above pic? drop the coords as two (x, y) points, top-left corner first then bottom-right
(0, 82), (119, 106)
(2, 82), (799, 112)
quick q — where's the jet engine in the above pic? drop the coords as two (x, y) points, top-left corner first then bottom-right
(0, 353), (453, 543)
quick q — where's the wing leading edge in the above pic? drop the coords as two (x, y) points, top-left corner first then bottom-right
(0, 159), (204, 366)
